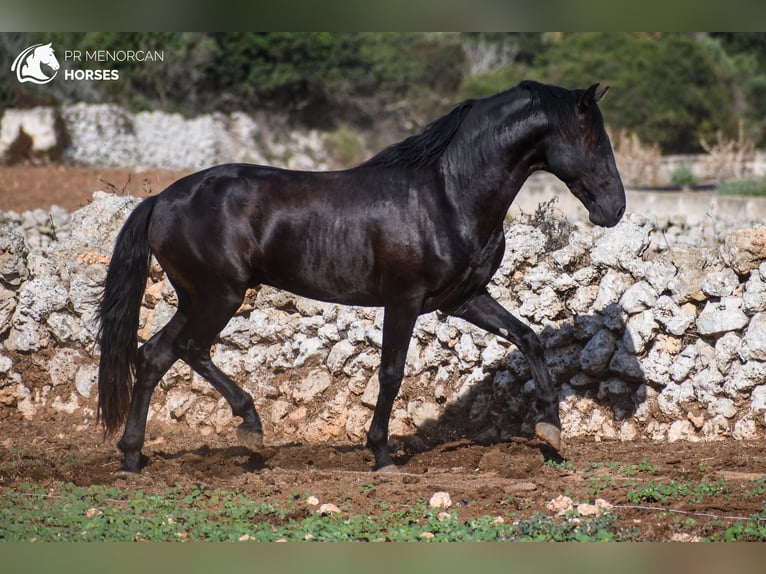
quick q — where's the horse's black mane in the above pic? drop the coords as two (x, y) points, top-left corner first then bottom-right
(362, 81), (577, 170)
(519, 80), (581, 133)
(362, 99), (475, 169)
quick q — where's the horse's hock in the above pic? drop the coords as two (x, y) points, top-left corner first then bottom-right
(2, 192), (766, 445)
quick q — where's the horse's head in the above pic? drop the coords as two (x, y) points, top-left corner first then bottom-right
(543, 83), (625, 228)
(35, 43), (60, 72)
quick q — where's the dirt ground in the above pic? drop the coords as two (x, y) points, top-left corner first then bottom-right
(0, 165), (188, 212)
(1, 165), (765, 541)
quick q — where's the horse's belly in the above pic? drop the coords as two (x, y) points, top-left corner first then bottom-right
(255, 253), (383, 307)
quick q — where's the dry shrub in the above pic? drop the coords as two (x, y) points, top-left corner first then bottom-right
(520, 197), (576, 252)
(610, 129), (662, 187)
(699, 119), (756, 182)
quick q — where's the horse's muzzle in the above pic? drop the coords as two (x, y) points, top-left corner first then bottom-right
(589, 202), (625, 228)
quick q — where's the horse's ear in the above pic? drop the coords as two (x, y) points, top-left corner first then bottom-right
(578, 83), (606, 113)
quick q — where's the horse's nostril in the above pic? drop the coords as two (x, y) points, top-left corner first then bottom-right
(616, 204), (625, 220)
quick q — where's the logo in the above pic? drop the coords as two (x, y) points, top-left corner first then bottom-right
(11, 43), (60, 85)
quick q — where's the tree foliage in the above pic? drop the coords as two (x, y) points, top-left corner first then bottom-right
(1, 32), (764, 152)
(460, 33), (748, 153)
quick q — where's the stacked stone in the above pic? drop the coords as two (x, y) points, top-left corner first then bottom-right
(1, 194), (765, 445)
(1, 104), (330, 171)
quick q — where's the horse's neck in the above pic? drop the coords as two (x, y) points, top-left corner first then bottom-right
(440, 108), (548, 234)
(23, 54), (43, 76)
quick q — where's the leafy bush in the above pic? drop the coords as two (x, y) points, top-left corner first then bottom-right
(326, 124), (368, 167)
(528, 33), (740, 153)
(670, 165), (697, 187)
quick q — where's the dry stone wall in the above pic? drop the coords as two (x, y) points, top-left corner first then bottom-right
(2, 192), (766, 447)
(1, 104), (332, 171)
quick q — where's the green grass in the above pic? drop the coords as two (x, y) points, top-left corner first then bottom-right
(0, 482), (635, 542)
(4, 469), (764, 542)
(716, 178), (766, 196)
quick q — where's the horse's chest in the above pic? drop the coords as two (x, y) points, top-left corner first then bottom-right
(426, 228), (505, 311)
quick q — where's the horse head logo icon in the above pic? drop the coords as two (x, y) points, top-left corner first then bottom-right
(11, 43), (60, 85)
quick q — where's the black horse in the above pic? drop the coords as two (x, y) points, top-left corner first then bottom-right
(97, 81), (625, 475)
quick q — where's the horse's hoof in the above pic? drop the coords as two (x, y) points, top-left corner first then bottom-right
(535, 422), (561, 452)
(114, 468), (140, 479)
(374, 464), (399, 473)
(237, 426), (264, 450)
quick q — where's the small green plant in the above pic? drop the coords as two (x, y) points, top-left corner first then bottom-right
(745, 478), (766, 498)
(545, 458), (576, 472)
(670, 165), (697, 187)
(359, 483), (377, 494)
(636, 457), (659, 475)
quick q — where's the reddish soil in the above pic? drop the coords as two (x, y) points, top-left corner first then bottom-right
(1, 165), (765, 541)
(0, 165), (188, 212)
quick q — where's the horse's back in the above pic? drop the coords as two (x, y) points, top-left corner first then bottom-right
(146, 162), (483, 308)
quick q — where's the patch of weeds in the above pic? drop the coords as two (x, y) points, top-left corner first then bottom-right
(0, 482), (641, 542)
(636, 457), (659, 475)
(584, 458), (657, 478)
(545, 459), (576, 472)
(708, 505), (766, 542)
(585, 474), (617, 498)
(0, 482), (299, 542)
(626, 477), (729, 504)
(509, 511), (634, 542)
(717, 178), (766, 197)
(745, 478), (766, 498)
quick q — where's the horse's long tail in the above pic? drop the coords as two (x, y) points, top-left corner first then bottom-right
(97, 195), (158, 436)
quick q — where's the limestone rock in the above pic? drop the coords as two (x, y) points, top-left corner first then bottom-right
(696, 298), (749, 336)
(741, 312), (766, 361)
(619, 281), (658, 314)
(580, 329), (617, 376)
(429, 491), (452, 509)
(701, 268), (740, 298)
(720, 227), (766, 274)
(623, 310), (658, 355)
(590, 213), (652, 270)
(0, 225), (28, 288)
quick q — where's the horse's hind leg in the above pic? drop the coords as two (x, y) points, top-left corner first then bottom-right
(117, 310), (187, 475)
(444, 289), (561, 452)
(172, 290), (264, 448)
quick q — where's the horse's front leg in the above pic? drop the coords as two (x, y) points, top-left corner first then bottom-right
(444, 288), (561, 452)
(366, 298), (421, 472)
